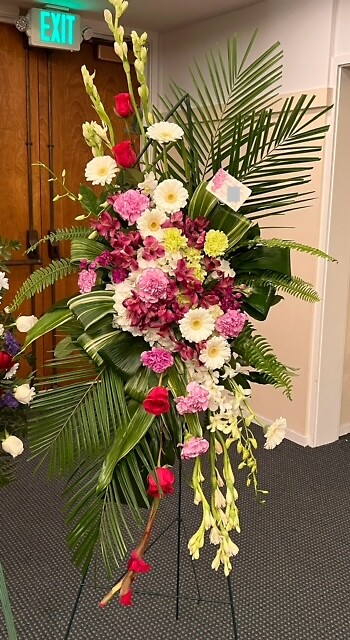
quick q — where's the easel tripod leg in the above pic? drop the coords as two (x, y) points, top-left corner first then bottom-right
(64, 570), (88, 640)
(227, 575), (239, 640)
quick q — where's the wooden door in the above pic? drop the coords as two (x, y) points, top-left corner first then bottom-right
(41, 41), (139, 304)
(0, 25), (138, 369)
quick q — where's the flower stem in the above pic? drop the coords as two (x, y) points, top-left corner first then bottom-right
(99, 499), (160, 607)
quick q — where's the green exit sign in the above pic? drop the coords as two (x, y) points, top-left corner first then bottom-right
(28, 8), (81, 51)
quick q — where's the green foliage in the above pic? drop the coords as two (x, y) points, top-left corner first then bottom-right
(24, 307), (73, 349)
(26, 227), (90, 255)
(240, 271), (320, 303)
(70, 238), (106, 264)
(65, 437), (156, 576)
(9, 259), (77, 312)
(234, 324), (295, 397)
(0, 562), (18, 640)
(0, 237), (21, 271)
(79, 185), (107, 216)
(159, 37), (329, 217)
(239, 237), (335, 261)
(0, 454), (16, 488)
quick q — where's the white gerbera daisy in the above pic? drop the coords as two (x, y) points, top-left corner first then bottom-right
(264, 417), (286, 450)
(138, 171), (158, 196)
(199, 336), (231, 370)
(0, 272), (9, 291)
(85, 156), (119, 186)
(153, 179), (189, 213)
(179, 308), (215, 343)
(137, 208), (168, 240)
(146, 121), (184, 144)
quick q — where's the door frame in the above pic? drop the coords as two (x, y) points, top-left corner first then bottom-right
(308, 55), (350, 446)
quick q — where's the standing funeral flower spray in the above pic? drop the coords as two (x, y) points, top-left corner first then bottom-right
(9, 0), (333, 607)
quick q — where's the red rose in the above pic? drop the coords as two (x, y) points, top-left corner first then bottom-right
(0, 352), (14, 372)
(147, 467), (175, 499)
(143, 387), (170, 416)
(112, 141), (137, 168)
(114, 93), (134, 118)
(120, 590), (133, 607)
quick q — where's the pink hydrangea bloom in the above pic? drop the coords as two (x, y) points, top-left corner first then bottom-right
(111, 190), (149, 225)
(180, 437), (209, 460)
(78, 269), (97, 294)
(141, 348), (174, 374)
(175, 381), (210, 415)
(138, 268), (169, 304)
(215, 309), (247, 338)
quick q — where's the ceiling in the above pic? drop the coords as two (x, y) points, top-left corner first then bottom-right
(14, 0), (265, 32)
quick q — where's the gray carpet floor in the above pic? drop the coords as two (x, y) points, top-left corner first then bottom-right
(1, 431), (350, 639)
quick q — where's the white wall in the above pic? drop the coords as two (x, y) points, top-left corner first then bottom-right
(159, 0), (338, 444)
(160, 0), (334, 96)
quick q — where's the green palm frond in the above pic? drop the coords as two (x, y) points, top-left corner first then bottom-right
(65, 430), (158, 576)
(237, 237), (335, 261)
(9, 259), (77, 311)
(29, 365), (127, 476)
(238, 271), (320, 302)
(158, 37), (330, 218)
(158, 34), (283, 181)
(26, 227), (90, 254)
(234, 324), (295, 397)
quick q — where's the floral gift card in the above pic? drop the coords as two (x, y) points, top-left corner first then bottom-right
(207, 168), (252, 211)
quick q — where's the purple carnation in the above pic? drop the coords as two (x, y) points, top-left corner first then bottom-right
(141, 348), (174, 374)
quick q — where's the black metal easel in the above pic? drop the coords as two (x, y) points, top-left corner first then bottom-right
(64, 458), (239, 639)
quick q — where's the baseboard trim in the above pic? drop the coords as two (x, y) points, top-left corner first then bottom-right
(339, 422), (350, 437)
(257, 415), (309, 447)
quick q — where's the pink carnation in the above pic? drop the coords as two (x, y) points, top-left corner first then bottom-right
(215, 309), (247, 338)
(141, 348), (174, 374)
(175, 381), (210, 415)
(180, 437), (209, 460)
(78, 269), (97, 294)
(111, 190), (149, 225)
(138, 268), (169, 304)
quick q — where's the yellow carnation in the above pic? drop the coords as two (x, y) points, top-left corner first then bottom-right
(183, 247), (202, 262)
(163, 228), (188, 252)
(204, 230), (229, 257)
(183, 247), (206, 282)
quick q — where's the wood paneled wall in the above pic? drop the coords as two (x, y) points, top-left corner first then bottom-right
(0, 23), (137, 370)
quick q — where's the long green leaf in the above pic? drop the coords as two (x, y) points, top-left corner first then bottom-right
(97, 405), (155, 492)
(0, 563), (18, 640)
